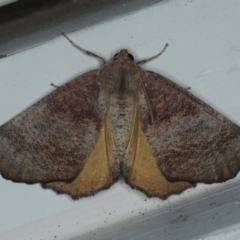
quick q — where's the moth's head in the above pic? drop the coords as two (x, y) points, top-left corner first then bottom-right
(112, 49), (134, 62)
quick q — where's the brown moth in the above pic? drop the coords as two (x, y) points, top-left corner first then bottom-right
(1, 33), (240, 200)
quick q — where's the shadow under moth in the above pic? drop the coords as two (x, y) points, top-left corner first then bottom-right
(1, 33), (240, 200)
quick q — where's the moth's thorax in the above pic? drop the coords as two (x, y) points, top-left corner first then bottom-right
(101, 52), (141, 162)
(101, 54), (140, 96)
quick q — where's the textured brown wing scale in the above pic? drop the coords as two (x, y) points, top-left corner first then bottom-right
(123, 113), (192, 199)
(1, 39), (240, 200)
(139, 70), (240, 184)
(43, 117), (120, 198)
(0, 70), (105, 183)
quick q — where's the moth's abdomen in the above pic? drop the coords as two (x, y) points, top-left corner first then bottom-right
(108, 94), (137, 161)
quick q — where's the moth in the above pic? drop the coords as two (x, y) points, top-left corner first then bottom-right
(0, 33), (240, 200)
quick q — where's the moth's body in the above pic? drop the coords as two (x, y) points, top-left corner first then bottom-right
(1, 38), (240, 199)
(101, 50), (142, 164)
(108, 95), (135, 160)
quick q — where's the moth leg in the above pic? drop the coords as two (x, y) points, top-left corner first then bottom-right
(50, 83), (59, 88)
(136, 43), (168, 65)
(62, 32), (106, 64)
(137, 68), (154, 129)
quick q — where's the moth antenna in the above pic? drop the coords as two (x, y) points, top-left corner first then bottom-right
(61, 32), (106, 65)
(136, 43), (168, 65)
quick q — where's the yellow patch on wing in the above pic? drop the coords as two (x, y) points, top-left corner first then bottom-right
(45, 118), (118, 198)
(125, 115), (193, 198)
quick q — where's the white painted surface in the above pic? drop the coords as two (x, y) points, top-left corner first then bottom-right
(0, 0), (240, 239)
(0, 0), (17, 7)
